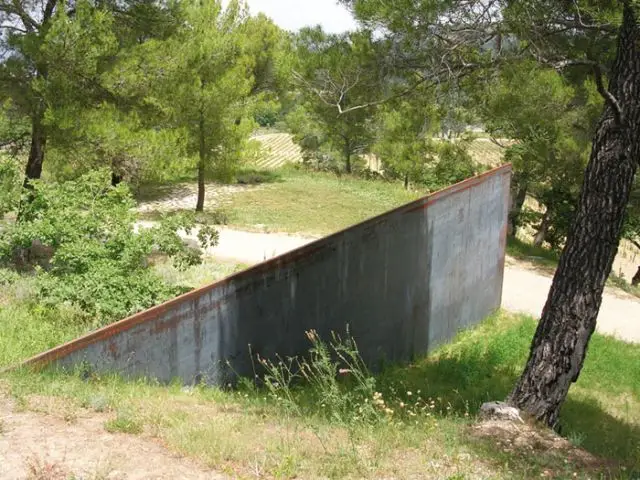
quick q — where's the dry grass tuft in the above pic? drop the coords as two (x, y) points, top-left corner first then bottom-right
(25, 454), (68, 480)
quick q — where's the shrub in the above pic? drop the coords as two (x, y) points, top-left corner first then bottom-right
(0, 155), (22, 217)
(0, 169), (217, 326)
(259, 329), (381, 426)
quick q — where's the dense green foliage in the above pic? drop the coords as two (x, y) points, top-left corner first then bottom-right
(477, 61), (600, 245)
(286, 28), (380, 174)
(0, 170), (216, 325)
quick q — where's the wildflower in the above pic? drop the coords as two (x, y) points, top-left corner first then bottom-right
(407, 391), (413, 396)
(399, 402), (406, 408)
(338, 368), (351, 375)
(384, 408), (394, 415)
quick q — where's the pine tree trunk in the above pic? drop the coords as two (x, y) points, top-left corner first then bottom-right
(111, 172), (122, 187)
(508, 182), (527, 237)
(345, 151), (352, 174)
(509, 4), (640, 428)
(404, 173), (409, 190)
(533, 209), (551, 247)
(344, 139), (352, 174)
(632, 266), (640, 286)
(196, 111), (206, 213)
(24, 113), (47, 186)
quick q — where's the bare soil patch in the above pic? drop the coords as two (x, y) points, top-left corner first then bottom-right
(0, 395), (225, 480)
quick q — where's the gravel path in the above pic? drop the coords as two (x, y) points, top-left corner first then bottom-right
(179, 227), (640, 344)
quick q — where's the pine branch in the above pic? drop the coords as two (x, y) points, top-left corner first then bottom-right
(593, 63), (624, 125)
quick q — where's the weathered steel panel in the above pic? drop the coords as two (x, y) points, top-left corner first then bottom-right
(21, 165), (512, 384)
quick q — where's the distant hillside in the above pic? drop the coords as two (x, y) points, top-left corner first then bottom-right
(252, 132), (511, 171)
(252, 133), (303, 169)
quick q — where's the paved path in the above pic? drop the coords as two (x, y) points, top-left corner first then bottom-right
(172, 226), (640, 344)
(502, 258), (640, 343)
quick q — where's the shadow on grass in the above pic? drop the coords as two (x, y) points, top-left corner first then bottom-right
(135, 183), (195, 204)
(506, 237), (559, 270)
(376, 314), (640, 474)
(561, 396), (640, 472)
(134, 168), (283, 204)
(235, 168), (283, 185)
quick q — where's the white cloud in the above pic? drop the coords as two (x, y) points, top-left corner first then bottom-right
(243, 0), (357, 33)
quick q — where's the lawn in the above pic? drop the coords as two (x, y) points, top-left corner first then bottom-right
(224, 168), (420, 235)
(2, 311), (639, 479)
(136, 167), (422, 236)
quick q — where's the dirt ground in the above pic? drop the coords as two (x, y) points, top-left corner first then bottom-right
(0, 396), (225, 480)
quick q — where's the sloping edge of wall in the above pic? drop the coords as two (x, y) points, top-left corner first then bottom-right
(11, 164), (512, 372)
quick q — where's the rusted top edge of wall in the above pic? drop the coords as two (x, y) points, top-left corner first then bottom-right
(14, 164), (512, 371)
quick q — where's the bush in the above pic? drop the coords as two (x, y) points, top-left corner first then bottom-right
(202, 209), (230, 226)
(0, 169), (217, 326)
(0, 267), (19, 286)
(429, 141), (479, 189)
(0, 155), (22, 217)
(259, 329), (381, 426)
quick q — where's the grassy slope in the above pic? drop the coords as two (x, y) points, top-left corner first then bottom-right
(0, 259), (246, 369)
(2, 312), (639, 479)
(137, 167), (422, 236)
(224, 168), (420, 235)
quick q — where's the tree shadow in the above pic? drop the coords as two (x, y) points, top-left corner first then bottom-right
(235, 168), (283, 186)
(376, 347), (640, 476)
(135, 183), (195, 204)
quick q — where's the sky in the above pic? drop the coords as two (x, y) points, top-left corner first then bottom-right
(244, 0), (358, 33)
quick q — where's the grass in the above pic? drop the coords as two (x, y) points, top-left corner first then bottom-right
(139, 167), (421, 236)
(609, 271), (640, 298)
(506, 236), (560, 270)
(104, 410), (144, 435)
(0, 259), (246, 370)
(2, 312), (639, 478)
(222, 168), (419, 235)
(151, 257), (248, 290)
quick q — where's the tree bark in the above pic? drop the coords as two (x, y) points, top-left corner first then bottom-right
(111, 172), (122, 187)
(196, 111), (206, 213)
(533, 209), (551, 247)
(632, 266), (640, 286)
(509, 4), (640, 428)
(404, 173), (409, 190)
(24, 113), (47, 186)
(344, 140), (352, 174)
(508, 182), (527, 237)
